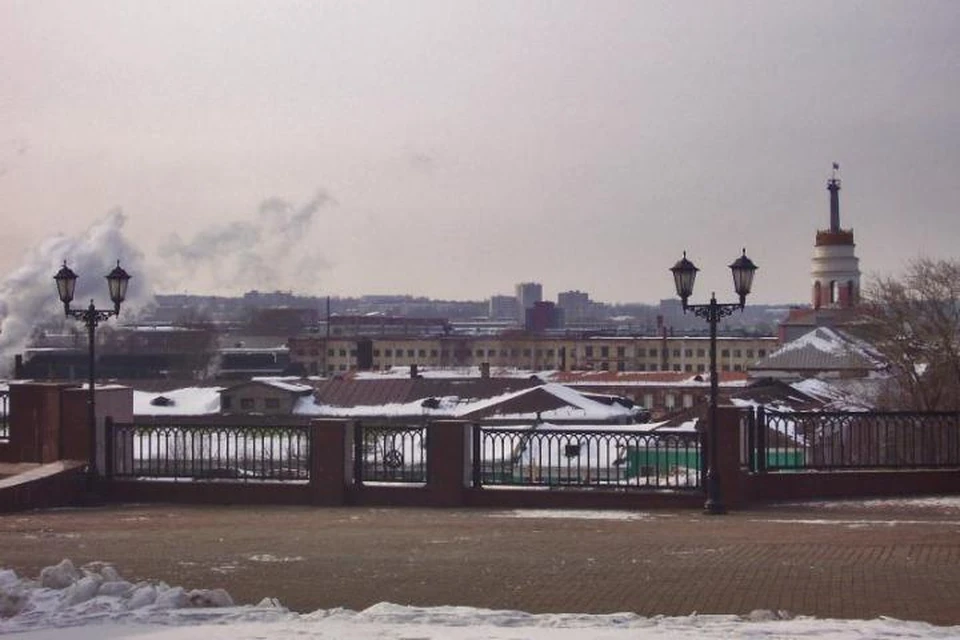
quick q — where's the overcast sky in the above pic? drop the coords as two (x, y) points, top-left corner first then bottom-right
(2, 1), (958, 305)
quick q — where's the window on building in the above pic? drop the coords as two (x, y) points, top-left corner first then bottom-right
(407, 350), (415, 357)
(265, 398), (280, 410)
(222, 396), (232, 410)
(672, 349), (680, 357)
(673, 364), (681, 371)
(734, 364), (742, 371)
(696, 349), (705, 358)
(240, 398), (255, 411)
(535, 349), (543, 357)
(327, 349), (334, 357)
(638, 363), (646, 371)
(665, 394), (676, 408)
(721, 349), (730, 357)
(617, 361), (626, 371)
(585, 346), (594, 357)
(746, 349), (754, 358)
(546, 349), (554, 356)
(430, 350), (438, 357)
(511, 349), (519, 357)
(418, 349), (426, 358)
(617, 346), (625, 357)
(649, 349), (658, 357)
(684, 364), (692, 372)
(682, 394), (693, 408)
(523, 349), (532, 357)
(339, 364), (347, 371)
(500, 349), (509, 357)
(758, 349), (766, 357)
(600, 346), (609, 357)
(475, 349), (484, 357)
(372, 349), (380, 357)
(685, 349), (693, 357)
(600, 361), (609, 371)
(697, 364), (705, 372)
(733, 349), (742, 358)
(648, 364), (657, 371)
(339, 349), (346, 357)
(384, 349), (392, 357)
(349, 350), (356, 357)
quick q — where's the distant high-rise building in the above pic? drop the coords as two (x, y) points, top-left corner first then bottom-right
(515, 282), (543, 322)
(557, 290), (591, 323)
(488, 295), (519, 321)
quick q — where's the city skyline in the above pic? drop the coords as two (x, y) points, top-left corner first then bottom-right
(3, 2), (958, 305)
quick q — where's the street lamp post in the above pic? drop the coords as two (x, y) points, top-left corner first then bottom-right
(54, 261), (131, 479)
(670, 249), (757, 514)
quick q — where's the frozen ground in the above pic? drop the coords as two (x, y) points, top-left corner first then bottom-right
(3, 559), (960, 639)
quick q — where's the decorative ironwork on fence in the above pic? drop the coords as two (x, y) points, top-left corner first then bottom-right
(473, 426), (703, 490)
(752, 407), (960, 472)
(0, 390), (8, 441)
(353, 423), (427, 484)
(106, 420), (312, 481)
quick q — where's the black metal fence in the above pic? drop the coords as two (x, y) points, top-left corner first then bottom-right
(751, 407), (960, 472)
(353, 423), (427, 484)
(473, 426), (703, 490)
(106, 420), (312, 481)
(0, 390), (8, 441)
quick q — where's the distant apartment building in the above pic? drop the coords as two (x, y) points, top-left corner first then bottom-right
(514, 282), (543, 322)
(287, 333), (776, 376)
(557, 290), (591, 323)
(525, 301), (564, 332)
(488, 295), (519, 321)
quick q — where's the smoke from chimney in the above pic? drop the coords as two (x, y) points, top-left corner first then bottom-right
(159, 189), (336, 293)
(0, 209), (153, 376)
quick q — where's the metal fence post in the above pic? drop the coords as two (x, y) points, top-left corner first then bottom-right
(755, 405), (767, 473)
(472, 423), (482, 488)
(104, 417), (114, 479)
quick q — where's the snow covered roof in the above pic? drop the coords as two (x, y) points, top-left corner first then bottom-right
(225, 378), (314, 394)
(548, 371), (749, 388)
(133, 387), (224, 415)
(750, 327), (884, 374)
(294, 382), (641, 423)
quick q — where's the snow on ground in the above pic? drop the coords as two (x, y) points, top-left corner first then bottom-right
(3, 560), (960, 639)
(777, 495), (960, 512)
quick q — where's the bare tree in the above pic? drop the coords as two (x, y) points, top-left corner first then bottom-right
(856, 258), (960, 410)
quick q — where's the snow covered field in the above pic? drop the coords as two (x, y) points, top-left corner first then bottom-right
(3, 558), (960, 639)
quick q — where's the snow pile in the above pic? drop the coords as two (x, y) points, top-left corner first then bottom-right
(4, 559), (960, 638)
(0, 559), (287, 634)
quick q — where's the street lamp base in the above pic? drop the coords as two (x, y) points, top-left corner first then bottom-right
(703, 499), (727, 515)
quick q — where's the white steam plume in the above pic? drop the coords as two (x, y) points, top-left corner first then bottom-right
(0, 209), (153, 376)
(159, 189), (335, 293)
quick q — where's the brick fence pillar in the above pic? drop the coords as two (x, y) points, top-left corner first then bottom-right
(427, 420), (469, 507)
(714, 405), (747, 509)
(310, 419), (350, 505)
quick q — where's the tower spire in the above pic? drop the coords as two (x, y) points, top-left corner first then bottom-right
(827, 162), (841, 231)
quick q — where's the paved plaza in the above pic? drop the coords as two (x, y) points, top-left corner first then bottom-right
(2, 500), (960, 625)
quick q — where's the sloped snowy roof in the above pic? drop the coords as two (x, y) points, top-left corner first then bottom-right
(751, 327), (884, 373)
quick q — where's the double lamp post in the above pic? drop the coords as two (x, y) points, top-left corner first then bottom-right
(54, 261), (131, 478)
(670, 249), (757, 514)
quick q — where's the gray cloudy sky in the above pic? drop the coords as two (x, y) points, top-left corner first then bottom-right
(2, 1), (958, 305)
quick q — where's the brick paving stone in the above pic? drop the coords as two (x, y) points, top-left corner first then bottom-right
(1, 502), (960, 624)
